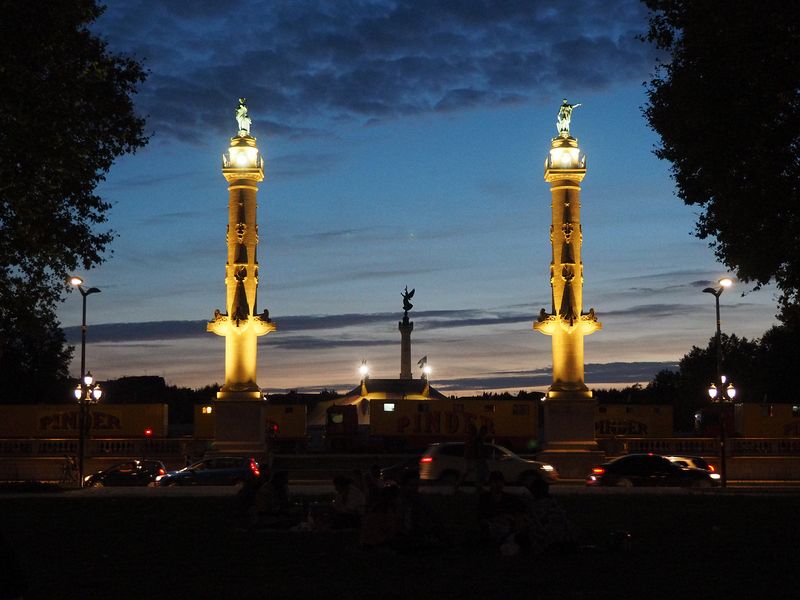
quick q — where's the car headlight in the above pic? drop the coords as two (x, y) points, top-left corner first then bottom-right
(541, 464), (554, 472)
(709, 473), (721, 480)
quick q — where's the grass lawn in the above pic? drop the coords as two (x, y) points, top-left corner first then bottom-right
(1, 491), (798, 599)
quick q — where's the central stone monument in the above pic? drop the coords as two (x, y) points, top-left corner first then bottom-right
(399, 286), (415, 379)
(207, 99), (275, 457)
(534, 100), (603, 474)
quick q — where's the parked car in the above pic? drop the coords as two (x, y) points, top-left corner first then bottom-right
(84, 460), (167, 487)
(155, 456), (261, 486)
(380, 455), (422, 484)
(418, 442), (558, 486)
(586, 453), (719, 487)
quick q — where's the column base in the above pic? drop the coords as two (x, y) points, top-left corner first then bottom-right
(536, 449), (606, 480)
(542, 393), (597, 448)
(211, 395), (267, 459)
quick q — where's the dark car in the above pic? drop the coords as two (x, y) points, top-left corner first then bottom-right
(586, 453), (718, 488)
(84, 460), (167, 487)
(155, 456), (261, 486)
(380, 455), (422, 484)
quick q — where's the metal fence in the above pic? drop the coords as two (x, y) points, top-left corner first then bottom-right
(598, 437), (800, 456)
(2, 436), (800, 458)
(0, 438), (209, 458)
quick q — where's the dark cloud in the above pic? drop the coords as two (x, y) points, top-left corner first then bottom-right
(62, 313), (397, 343)
(62, 307), (535, 343)
(269, 152), (342, 179)
(601, 301), (763, 319)
(601, 303), (698, 319)
(689, 279), (714, 288)
(138, 210), (208, 227)
(276, 266), (444, 290)
(263, 337), (394, 351)
(475, 179), (527, 200)
(97, 0), (654, 141)
(295, 227), (370, 241)
(434, 361), (678, 391)
(63, 320), (207, 344)
(584, 361), (678, 380)
(423, 313), (531, 330)
(102, 170), (204, 191)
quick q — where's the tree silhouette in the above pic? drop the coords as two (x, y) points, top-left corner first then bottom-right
(642, 1), (800, 317)
(0, 2), (148, 401)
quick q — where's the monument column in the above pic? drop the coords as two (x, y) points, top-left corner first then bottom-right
(207, 99), (275, 456)
(399, 286), (415, 379)
(534, 100), (602, 456)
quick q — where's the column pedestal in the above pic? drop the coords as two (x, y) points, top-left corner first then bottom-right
(210, 393), (268, 459)
(539, 394), (603, 478)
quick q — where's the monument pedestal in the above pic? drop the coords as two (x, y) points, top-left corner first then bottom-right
(539, 395), (604, 479)
(211, 393), (267, 459)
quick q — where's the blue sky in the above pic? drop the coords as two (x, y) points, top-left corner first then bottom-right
(58, 0), (779, 393)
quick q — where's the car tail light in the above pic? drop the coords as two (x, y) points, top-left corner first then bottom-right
(249, 459), (260, 477)
(420, 457), (433, 463)
(158, 468), (166, 476)
(592, 467), (605, 475)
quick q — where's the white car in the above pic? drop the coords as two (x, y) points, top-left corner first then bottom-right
(418, 442), (558, 485)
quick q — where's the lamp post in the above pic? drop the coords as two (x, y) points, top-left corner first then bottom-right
(73, 373), (103, 487)
(418, 356), (432, 381)
(703, 277), (734, 487)
(69, 276), (101, 487)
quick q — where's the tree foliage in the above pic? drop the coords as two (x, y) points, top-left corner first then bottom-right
(0, 2), (148, 401)
(641, 1), (800, 315)
(642, 323), (800, 431)
(0, 297), (73, 404)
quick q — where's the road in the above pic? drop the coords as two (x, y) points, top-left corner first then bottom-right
(3, 480), (800, 499)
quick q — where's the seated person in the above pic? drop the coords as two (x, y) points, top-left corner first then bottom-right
(359, 484), (400, 548)
(330, 475), (366, 529)
(363, 464), (385, 509)
(394, 469), (446, 551)
(478, 471), (526, 548)
(520, 478), (577, 555)
(251, 471), (301, 529)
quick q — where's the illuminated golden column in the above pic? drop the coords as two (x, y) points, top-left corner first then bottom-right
(534, 100), (601, 449)
(207, 99), (275, 455)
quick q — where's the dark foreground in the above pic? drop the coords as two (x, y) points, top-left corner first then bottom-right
(2, 491), (798, 599)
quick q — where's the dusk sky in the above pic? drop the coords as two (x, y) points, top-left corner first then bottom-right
(59, 0), (779, 394)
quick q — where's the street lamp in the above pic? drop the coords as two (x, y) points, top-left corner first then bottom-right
(703, 277), (734, 487)
(418, 356), (431, 380)
(73, 371), (103, 487)
(69, 277), (101, 386)
(359, 360), (369, 381)
(69, 276), (101, 487)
